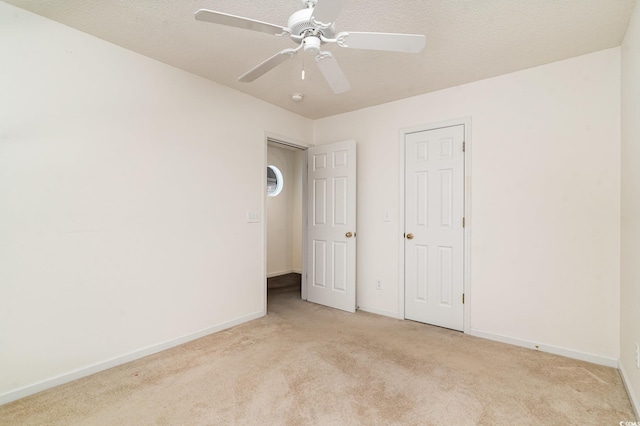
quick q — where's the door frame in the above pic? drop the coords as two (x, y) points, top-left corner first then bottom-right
(263, 133), (311, 314)
(397, 117), (472, 332)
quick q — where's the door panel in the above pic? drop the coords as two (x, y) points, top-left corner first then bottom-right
(333, 241), (347, 292)
(313, 240), (326, 287)
(307, 140), (356, 312)
(313, 179), (327, 225)
(405, 125), (464, 330)
(333, 177), (348, 226)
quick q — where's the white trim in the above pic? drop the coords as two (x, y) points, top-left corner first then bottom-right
(619, 361), (640, 421)
(467, 327), (619, 368)
(462, 119), (472, 333)
(398, 117), (472, 326)
(0, 311), (264, 406)
(397, 131), (406, 320)
(301, 151), (308, 301)
(263, 138), (268, 314)
(357, 305), (399, 319)
(260, 140), (269, 312)
(267, 269), (303, 278)
(265, 132), (310, 150)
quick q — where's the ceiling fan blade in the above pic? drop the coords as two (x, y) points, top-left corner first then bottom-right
(315, 52), (351, 94)
(195, 9), (288, 36)
(238, 48), (298, 82)
(311, 0), (347, 27)
(336, 32), (426, 53)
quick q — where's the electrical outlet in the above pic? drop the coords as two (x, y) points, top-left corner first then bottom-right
(376, 278), (382, 290)
(636, 342), (640, 369)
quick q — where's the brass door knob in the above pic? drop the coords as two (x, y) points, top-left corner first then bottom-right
(345, 232), (353, 238)
(406, 233), (414, 240)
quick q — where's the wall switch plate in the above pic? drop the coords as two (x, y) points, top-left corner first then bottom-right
(383, 212), (391, 222)
(246, 211), (260, 223)
(376, 278), (382, 290)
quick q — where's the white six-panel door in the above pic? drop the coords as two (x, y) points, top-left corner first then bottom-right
(307, 140), (356, 313)
(405, 125), (464, 330)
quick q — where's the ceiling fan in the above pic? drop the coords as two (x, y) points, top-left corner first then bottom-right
(194, 0), (426, 94)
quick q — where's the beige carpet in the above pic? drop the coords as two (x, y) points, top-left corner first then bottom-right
(0, 284), (635, 425)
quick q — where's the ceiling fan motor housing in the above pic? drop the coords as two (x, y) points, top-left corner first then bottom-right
(287, 7), (335, 39)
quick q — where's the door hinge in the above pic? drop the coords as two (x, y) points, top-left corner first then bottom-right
(462, 217), (465, 228)
(462, 293), (465, 304)
(462, 142), (466, 152)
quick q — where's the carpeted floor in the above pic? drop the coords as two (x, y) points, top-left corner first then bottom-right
(0, 280), (635, 425)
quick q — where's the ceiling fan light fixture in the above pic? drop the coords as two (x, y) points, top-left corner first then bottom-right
(303, 36), (322, 53)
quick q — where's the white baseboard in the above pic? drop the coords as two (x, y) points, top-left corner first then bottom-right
(619, 360), (640, 421)
(466, 328), (618, 368)
(0, 310), (265, 406)
(357, 305), (399, 319)
(266, 269), (302, 278)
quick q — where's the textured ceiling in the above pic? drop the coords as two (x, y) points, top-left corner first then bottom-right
(4, 0), (636, 119)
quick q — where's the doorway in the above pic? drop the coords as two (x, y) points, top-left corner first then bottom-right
(264, 138), (358, 314)
(266, 139), (307, 304)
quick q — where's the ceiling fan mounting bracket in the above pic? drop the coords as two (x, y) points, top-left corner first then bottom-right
(275, 29), (293, 38)
(334, 33), (348, 48)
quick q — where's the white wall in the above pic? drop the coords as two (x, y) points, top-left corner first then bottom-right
(314, 48), (621, 363)
(0, 3), (312, 403)
(621, 0), (640, 416)
(266, 145), (303, 277)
